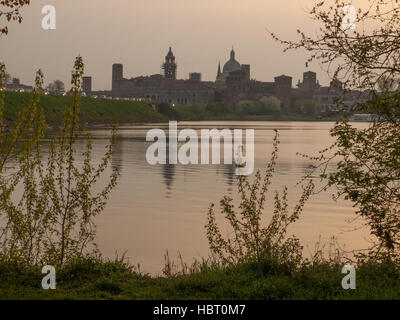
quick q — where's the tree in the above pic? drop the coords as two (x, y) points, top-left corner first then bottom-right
(271, 0), (400, 257)
(157, 102), (178, 118)
(326, 120), (400, 256)
(377, 75), (398, 93)
(205, 102), (231, 115)
(0, 0), (31, 36)
(294, 99), (322, 116)
(5, 72), (11, 84)
(260, 96), (282, 115)
(0, 62), (48, 263)
(0, 57), (119, 265)
(0, 63), (43, 174)
(188, 104), (206, 120)
(269, 0), (400, 95)
(236, 100), (264, 115)
(47, 80), (65, 95)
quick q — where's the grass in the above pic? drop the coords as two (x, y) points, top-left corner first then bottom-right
(4, 92), (167, 125)
(1, 257), (400, 300)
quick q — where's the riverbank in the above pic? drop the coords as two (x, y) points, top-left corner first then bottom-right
(1, 257), (399, 299)
(173, 105), (341, 122)
(4, 92), (167, 125)
(4, 92), (340, 125)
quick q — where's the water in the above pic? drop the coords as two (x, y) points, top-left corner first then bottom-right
(78, 121), (370, 274)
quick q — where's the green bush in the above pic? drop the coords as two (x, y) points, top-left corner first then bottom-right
(236, 100), (265, 115)
(206, 131), (314, 265)
(205, 102), (231, 115)
(260, 96), (282, 115)
(294, 99), (322, 115)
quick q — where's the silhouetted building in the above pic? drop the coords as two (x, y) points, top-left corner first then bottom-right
(162, 47), (177, 80)
(112, 63), (123, 91)
(6, 77), (33, 92)
(83, 76), (92, 95)
(241, 64), (250, 81)
(274, 75), (293, 108)
(216, 62), (222, 82)
(90, 47), (337, 110)
(189, 72), (201, 82)
(220, 47), (242, 80)
(297, 71), (320, 96)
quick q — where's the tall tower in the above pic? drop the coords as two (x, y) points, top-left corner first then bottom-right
(82, 76), (92, 94)
(112, 63), (123, 92)
(302, 71), (318, 91)
(162, 47), (177, 80)
(274, 75), (293, 108)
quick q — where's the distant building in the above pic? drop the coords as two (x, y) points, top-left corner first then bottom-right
(105, 47), (215, 106)
(189, 72), (202, 82)
(6, 78), (33, 93)
(217, 47), (242, 81)
(274, 75), (293, 108)
(241, 65), (250, 81)
(91, 47), (295, 108)
(305, 75), (369, 112)
(112, 63), (123, 92)
(296, 71), (321, 97)
(90, 46), (366, 111)
(83, 76), (92, 95)
(215, 48), (292, 107)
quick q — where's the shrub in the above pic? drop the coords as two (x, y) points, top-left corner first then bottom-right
(205, 102), (231, 115)
(260, 96), (282, 115)
(205, 130), (314, 266)
(236, 100), (265, 115)
(294, 99), (322, 115)
(157, 102), (179, 118)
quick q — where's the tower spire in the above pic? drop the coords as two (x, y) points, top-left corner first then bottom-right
(230, 46), (235, 60)
(216, 61), (222, 81)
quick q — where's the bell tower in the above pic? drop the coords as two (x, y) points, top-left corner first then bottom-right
(162, 47), (177, 80)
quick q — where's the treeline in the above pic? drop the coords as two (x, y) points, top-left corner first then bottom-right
(160, 97), (328, 121)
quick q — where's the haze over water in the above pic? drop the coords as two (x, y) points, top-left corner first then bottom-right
(82, 121), (372, 274)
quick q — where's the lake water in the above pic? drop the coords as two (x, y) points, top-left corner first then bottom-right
(85, 121), (371, 274)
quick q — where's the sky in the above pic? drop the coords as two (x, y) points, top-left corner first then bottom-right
(0, 0), (357, 90)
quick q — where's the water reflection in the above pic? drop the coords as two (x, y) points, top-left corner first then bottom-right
(87, 121), (371, 275)
(112, 135), (124, 173)
(162, 164), (175, 197)
(220, 164), (235, 192)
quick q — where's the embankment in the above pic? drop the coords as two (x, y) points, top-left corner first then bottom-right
(4, 92), (167, 125)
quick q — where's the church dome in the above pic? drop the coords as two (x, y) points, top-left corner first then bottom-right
(223, 60), (241, 73)
(223, 48), (241, 73)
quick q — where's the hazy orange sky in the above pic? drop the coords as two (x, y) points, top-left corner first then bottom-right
(0, 0), (364, 90)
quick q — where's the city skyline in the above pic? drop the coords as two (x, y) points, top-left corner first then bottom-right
(0, 0), (368, 90)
